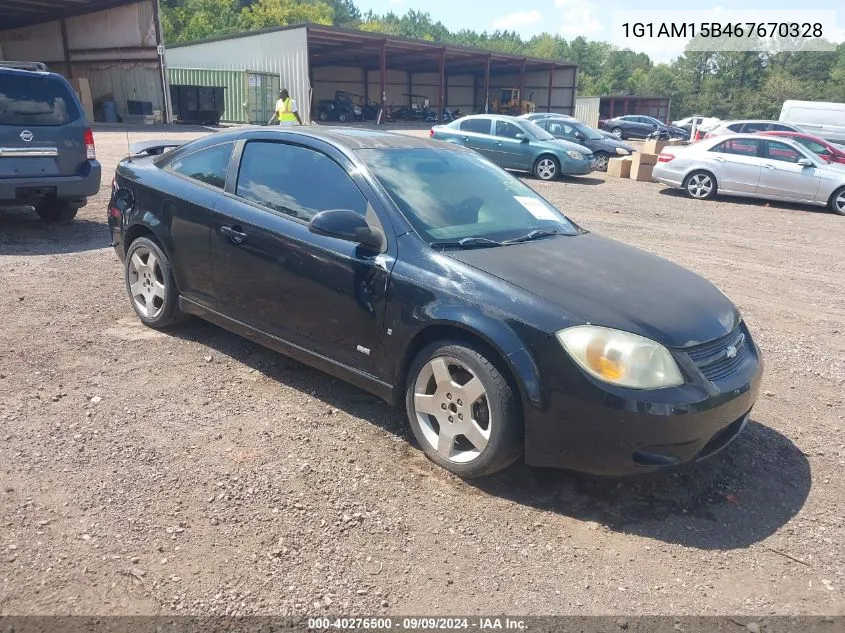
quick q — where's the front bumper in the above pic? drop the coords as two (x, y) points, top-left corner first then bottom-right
(561, 157), (595, 175)
(0, 161), (101, 202)
(523, 333), (763, 476)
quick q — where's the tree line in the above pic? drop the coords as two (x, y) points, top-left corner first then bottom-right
(160, 0), (845, 120)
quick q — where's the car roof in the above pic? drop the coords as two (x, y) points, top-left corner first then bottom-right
(722, 119), (791, 125)
(178, 126), (457, 152)
(459, 114), (527, 122)
(705, 133), (801, 144)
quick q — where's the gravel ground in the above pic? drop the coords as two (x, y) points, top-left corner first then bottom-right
(1, 125), (843, 617)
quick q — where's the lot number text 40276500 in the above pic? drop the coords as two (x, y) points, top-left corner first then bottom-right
(621, 22), (823, 39)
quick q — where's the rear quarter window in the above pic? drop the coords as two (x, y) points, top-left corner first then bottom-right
(460, 118), (491, 134)
(0, 73), (80, 126)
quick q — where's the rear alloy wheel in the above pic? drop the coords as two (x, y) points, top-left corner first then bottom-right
(610, 127), (623, 139)
(35, 199), (80, 222)
(684, 171), (717, 200)
(593, 151), (610, 171)
(125, 237), (186, 329)
(829, 186), (845, 215)
(533, 155), (559, 181)
(406, 342), (522, 478)
(338, 112), (349, 123)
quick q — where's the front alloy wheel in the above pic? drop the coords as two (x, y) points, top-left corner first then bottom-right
(829, 186), (845, 215)
(593, 152), (610, 171)
(406, 342), (522, 478)
(534, 156), (559, 181)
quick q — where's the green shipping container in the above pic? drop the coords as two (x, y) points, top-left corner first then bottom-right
(167, 68), (281, 124)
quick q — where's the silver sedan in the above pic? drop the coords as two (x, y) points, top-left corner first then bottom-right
(652, 134), (845, 215)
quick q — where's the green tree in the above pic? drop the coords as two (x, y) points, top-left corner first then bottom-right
(239, 0), (333, 30)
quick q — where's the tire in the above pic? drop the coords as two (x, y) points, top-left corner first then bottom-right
(828, 186), (845, 215)
(533, 155), (560, 181)
(683, 170), (718, 200)
(405, 341), (522, 478)
(124, 237), (186, 329)
(338, 112), (349, 123)
(35, 199), (80, 222)
(610, 127), (624, 139)
(318, 110), (328, 122)
(593, 151), (610, 172)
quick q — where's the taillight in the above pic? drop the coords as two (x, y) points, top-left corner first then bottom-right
(429, 128), (434, 137)
(84, 127), (96, 160)
(658, 153), (675, 162)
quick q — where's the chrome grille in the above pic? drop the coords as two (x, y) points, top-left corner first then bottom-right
(685, 326), (750, 381)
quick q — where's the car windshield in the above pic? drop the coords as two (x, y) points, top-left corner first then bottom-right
(0, 74), (80, 126)
(570, 122), (604, 140)
(522, 120), (555, 141)
(357, 147), (580, 243)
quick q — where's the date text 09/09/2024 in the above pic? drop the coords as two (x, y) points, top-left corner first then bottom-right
(308, 618), (527, 630)
(621, 22), (823, 39)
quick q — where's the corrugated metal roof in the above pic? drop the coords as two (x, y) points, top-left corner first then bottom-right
(0, 0), (142, 30)
(168, 23), (578, 73)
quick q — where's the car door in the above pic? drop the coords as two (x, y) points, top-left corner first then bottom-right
(705, 138), (763, 194)
(156, 140), (235, 308)
(457, 118), (495, 157)
(211, 136), (394, 373)
(757, 139), (822, 201)
(491, 119), (532, 169)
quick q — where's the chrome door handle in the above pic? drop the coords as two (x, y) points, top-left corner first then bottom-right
(221, 225), (247, 244)
(763, 164), (775, 169)
(713, 157), (725, 161)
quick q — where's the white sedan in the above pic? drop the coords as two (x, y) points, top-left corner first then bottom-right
(652, 134), (845, 215)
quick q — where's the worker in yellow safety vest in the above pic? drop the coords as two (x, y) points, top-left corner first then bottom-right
(268, 88), (303, 126)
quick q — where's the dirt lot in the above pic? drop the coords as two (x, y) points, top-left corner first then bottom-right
(1, 125), (844, 617)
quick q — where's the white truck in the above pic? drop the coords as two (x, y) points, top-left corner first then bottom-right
(779, 100), (845, 143)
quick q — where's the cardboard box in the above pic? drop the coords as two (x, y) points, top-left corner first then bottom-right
(607, 157), (632, 178)
(70, 77), (95, 123)
(630, 162), (655, 182)
(642, 138), (668, 154)
(631, 152), (658, 169)
(668, 138), (688, 146)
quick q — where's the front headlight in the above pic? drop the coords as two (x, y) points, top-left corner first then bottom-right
(556, 325), (683, 389)
(567, 150), (583, 160)
(615, 147), (629, 155)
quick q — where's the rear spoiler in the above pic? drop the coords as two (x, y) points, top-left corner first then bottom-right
(128, 139), (185, 157)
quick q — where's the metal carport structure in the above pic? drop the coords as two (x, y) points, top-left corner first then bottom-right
(0, 0), (170, 122)
(165, 24), (579, 125)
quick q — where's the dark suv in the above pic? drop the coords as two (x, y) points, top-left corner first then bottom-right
(0, 62), (101, 221)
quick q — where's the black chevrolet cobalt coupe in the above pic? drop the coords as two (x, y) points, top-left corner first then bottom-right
(108, 127), (762, 478)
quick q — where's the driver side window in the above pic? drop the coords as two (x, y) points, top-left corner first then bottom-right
(235, 141), (369, 222)
(495, 121), (523, 139)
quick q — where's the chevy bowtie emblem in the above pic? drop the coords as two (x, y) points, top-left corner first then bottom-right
(725, 345), (737, 359)
(20, 130), (34, 142)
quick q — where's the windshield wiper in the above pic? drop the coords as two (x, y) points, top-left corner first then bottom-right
(430, 236), (504, 250)
(503, 229), (561, 244)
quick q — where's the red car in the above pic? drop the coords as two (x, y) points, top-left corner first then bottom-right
(758, 131), (845, 165)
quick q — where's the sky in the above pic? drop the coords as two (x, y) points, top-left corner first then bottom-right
(354, 0), (845, 63)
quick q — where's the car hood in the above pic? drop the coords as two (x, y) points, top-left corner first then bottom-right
(446, 233), (740, 348)
(541, 138), (592, 154)
(590, 136), (635, 152)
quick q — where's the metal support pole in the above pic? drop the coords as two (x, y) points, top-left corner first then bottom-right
(547, 64), (554, 113)
(60, 19), (71, 78)
(483, 55), (491, 114)
(152, 0), (172, 124)
(519, 59), (526, 114)
(379, 40), (387, 125)
(438, 47), (445, 119)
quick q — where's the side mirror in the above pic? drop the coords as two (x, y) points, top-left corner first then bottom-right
(574, 132), (584, 140)
(797, 158), (813, 167)
(309, 209), (385, 253)
(515, 133), (529, 142)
